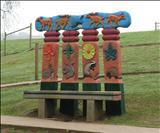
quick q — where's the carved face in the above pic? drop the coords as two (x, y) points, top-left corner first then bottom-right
(89, 61), (96, 71)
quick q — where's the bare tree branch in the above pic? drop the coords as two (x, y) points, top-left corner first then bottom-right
(1, 0), (20, 32)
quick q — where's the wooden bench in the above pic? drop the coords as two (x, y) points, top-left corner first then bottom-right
(24, 90), (122, 121)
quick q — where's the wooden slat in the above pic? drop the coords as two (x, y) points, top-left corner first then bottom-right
(24, 90), (122, 101)
(24, 90), (121, 95)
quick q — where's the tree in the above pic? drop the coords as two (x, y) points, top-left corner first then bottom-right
(1, 0), (20, 33)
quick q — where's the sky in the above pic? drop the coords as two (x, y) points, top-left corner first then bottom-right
(1, 1), (160, 37)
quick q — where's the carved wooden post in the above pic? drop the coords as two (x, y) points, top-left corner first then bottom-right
(102, 28), (125, 115)
(60, 30), (79, 116)
(39, 31), (60, 118)
(82, 29), (102, 119)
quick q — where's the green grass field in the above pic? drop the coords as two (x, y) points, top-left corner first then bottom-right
(1, 30), (160, 131)
(1, 30), (160, 84)
(1, 30), (160, 55)
(1, 44), (159, 84)
(1, 127), (59, 133)
(1, 74), (160, 128)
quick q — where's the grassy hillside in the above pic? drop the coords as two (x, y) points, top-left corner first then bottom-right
(1, 30), (160, 55)
(1, 44), (159, 84)
(1, 30), (160, 84)
(1, 73), (160, 128)
(1, 30), (160, 130)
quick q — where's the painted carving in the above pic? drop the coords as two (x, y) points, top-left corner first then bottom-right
(63, 62), (74, 79)
(84, 61), (99, 80)
(106, 67), (122, 79)
(86, 13), (104, 28)
(35, 11), (131, 31)
(63, 43), (74, 59)
(43, 44), (55, 62)
(37, 17), (53, 31)
(106, 13), (125, 27)
(42, 64), (54, 79)
(82, 44), (96, 60)
(104, 43), (117, 61)
(56, 15), (70, 30)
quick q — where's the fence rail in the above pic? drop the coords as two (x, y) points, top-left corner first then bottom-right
(3, 23), (32, 56)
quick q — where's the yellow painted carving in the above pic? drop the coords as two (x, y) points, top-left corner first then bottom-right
(82, 44), (95, 60)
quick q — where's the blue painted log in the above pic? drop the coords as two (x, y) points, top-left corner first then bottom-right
(35, 11), (131, 31)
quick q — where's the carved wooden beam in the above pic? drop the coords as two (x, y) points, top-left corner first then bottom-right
(35, 11), (131, 31)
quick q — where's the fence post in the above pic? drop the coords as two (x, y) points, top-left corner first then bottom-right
(4, 32), (7, 56)
(155, 22), (157, 31)
(29, 23), (32, 49)
(35, 43), (39, 80)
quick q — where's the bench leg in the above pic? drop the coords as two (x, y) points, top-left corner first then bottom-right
(86, 100), (103, 122)
(105, 83), (125, 115)
(60, 83), (78, 116)
(38, 99), (57, 118)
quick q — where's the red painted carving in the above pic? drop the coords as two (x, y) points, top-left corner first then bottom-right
(41, 31), (59, 82)
(102, 29), (122, 83)
(82, 30), (100, 83)
(62, 31), (79, 83)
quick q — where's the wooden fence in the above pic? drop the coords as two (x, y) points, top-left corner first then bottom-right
(3, 23), (32, 56)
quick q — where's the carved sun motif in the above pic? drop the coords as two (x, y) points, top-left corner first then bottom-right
(82, 44), (95, 60)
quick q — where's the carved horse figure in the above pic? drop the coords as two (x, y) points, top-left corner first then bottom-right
(86, 13), (104, 28)
(106, 13), (125, 27)
(37, 17), (53, 31)
(55, 15), (70, 30)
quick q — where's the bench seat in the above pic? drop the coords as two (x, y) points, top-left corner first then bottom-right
(24, 90), (122, 101)
(23, 90), (122, 121)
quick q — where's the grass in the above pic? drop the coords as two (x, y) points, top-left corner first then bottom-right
(101, 73), (160, 128)
(1, 126), (61, 133)
(1, 30), (160, 84)
(1, 44), (160, 84)
(1, 30), (160, 131)
(1, 30), (160, 55)
(1, 74), (160, 128)
(119, 30), (160, 46)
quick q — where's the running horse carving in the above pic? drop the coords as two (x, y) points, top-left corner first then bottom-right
(55, 15), (70, 30)
(86, 13), (104, 28)
(37, 17), (53, 31)
(106, 12), (125, 27)
(35, 11), (131, 31)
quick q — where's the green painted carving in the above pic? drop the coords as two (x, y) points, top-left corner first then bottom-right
(104, 43), (117, 61)
(63, 43), (74, 59)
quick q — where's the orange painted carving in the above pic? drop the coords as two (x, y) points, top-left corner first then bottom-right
(37, 17), (53, 31)
(62, 42), (79, 83)
(82, 42), (100, 83)
(56, 15), (70, 30)
(42, 43), (59, 82)
(106, 13), (125, 27)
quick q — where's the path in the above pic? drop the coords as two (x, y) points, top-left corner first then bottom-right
(1, 115), (159, 133)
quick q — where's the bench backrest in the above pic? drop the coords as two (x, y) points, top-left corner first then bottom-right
(35, 11), (131, 91)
